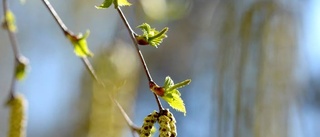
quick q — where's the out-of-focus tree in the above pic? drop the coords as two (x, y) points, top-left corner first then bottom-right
(213, 1), (300, 137)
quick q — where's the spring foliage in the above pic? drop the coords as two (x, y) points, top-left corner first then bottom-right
(96, 0), (131, 9)
(15, 56), (29, 80)
(150, 76), (191, 115)
(2, 10), (17, 32)
(136, 23), (168, 48)
(66, 31), (93, 57)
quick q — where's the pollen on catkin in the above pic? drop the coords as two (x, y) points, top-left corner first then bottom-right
(167, 111), (177, 137)
(7, 94), (27, 137)
(140, 111), (158, 137)
(158, 110), (172, 137)
(158, 109), (177, 137)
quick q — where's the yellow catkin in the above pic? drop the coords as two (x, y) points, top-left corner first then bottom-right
(140, 111), (158, 137)
(158, 110), (171, 137)
(158, 109), (177, 137)
(7, 94), (27, 137)
(167, 111), (177, 137)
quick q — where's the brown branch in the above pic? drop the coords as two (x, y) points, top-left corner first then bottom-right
(42, 0), (103, 85)
(116, 7), (164, 111)
(3, 0), (22, 98)
(108, 95), (140, 136)
(116, 7), (152, 82)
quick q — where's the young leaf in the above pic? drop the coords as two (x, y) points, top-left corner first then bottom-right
(136, 23), (168, 48)
(162, 90), (186, 115)
(114, 0), (131, 8)
(95, 0), (113, 9)
(96, 0), (131, 9)
(2, 10), (17, 32)
(67, 30), (93, 57)
(167, 79), (191, 91)
(164, 76), (174, 89)
(15, 56), (29, 80)
(156, 76), (191, 115)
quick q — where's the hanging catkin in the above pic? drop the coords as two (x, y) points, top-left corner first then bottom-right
(140, 111), (158, 137)
(7, 94), (27, 137)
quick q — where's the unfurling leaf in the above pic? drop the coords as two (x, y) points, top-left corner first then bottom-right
(2, 10), (17, 32)
(15, 56), (29, 80)
(150, 76), (191, 115)
(7, 93), (28, 137)
(164, 76), (174, 89)
(115, 0), (131, 7)
(136, 23), (168, 48)
(168, 79), (191, 91)
(163, 89), (186, 115)
(95, 0), (112, 9)
(96, 0), (131, 9)
(67, 30), (93, 57)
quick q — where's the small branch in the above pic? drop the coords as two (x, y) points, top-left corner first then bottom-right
(153, 93), (164, 111)
(109, 95), (141, 134)
(42, 0), (68, 34)
(116, 7), (164, 111)
(42, 0), (102, 84)
(81, 58), (104, 86)
(3, 0), (20, 97)
(116, 7), (152, 82)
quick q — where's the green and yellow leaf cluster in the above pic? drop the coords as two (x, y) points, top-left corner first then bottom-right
(2, 10), (17, 32)
(151, 76), (191, 115)
(66, 30), (93, 57)
(136, 23), (168, 48)
(15, 56), (29, 80)
(96, 0), (131, 9)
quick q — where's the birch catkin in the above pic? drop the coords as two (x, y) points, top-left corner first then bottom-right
(158, 109), (177, 137)
(7, 94), (27, 137)
(168, 112), (177, 137)
(140, 111), (158, 137)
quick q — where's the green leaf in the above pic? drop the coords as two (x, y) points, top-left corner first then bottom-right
(163, 90), (186, 115)
(136, 23), (168, 48)
(164, 76), (174, 89)
(95, 0), (113, 9)
(160, 76), (191, 115)
(114, 0), (131, 8)
(2, 10), (17, 32)
(15, 56), (29, 80)
(67, 30), (93, 57)
(96, 0), (131, 9)
(168, 79), (191, 91)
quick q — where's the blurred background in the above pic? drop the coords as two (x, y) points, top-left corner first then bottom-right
(0, 0), (319, 137)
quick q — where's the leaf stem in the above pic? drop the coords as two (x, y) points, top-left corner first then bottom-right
(116, 7), (164, 111)
(3, 0), (20, 98)
(42, 0), (103, 85)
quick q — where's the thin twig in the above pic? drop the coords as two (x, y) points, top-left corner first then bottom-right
(3, 0), (20, 98)
(153, 93), (164, 110)
(42, 0), (102, 85)
(81, 58), (104, 86)
(109, 95), (140, 134)
(116, 7), (164, 111)
(116, 7), (152, 82)
(42, 0), (68, 34)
